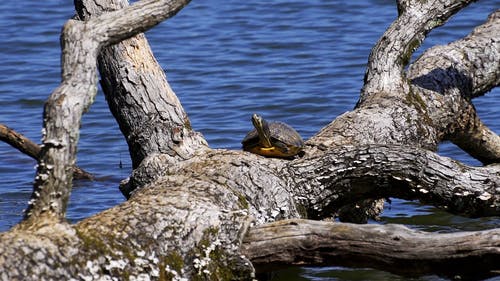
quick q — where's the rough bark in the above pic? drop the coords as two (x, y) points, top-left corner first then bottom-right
(1, 147), (498, 279)
(0, 0), (499, 280)
(242, 219), (500, 279)
(23, 0), (192, 223)
(290, 145), (500, 219)
(76, 0), (208, 170)
(306, 4), (499, 221)
(408, 10), (500, 164)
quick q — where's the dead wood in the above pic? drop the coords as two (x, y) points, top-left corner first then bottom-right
(0, 0), (498, 280)
(0, 123), (94, 180)
(242, 219), (500, 279)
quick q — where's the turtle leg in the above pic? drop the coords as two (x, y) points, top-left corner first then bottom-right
(274, 142), (290, 154)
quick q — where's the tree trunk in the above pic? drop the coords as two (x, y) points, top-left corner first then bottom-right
(0, 0), (498, 280)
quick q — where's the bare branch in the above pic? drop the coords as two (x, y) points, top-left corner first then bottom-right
(1, 0), (497, 279)
(76, 0), (207, 169)
(448, 112), (500, 165)
(0, 123), (94, 180)
(242, 219), (500, 279)
(359, 0), (473, 105)
(409, 10), (500, 99)
(408, 10), (500, 164)
(307, 0), (480, 155)
(290, 145), (500, 218)
(24, 0), (192, 224)
(0, 123), (40, 160)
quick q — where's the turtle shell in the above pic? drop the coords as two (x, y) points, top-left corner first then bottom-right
(242, 121), (304, 158)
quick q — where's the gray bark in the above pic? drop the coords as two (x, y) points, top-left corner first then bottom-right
(0, 0), (499, 280)
(242, 219), (500, 279)
(23, 0), (192, 223)
(290, 145), (500, 219)
(76, 0), (207, 170)
(408, 11), (500, 164)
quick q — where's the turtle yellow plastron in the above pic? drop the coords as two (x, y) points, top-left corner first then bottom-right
(242, 114), (304, 158)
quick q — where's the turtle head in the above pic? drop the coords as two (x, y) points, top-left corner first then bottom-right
(252, 114), (273, 148)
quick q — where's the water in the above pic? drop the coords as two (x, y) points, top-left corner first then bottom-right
(0, 1), (499, 279)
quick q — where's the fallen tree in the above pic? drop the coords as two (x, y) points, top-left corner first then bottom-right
(0, 0), (499, 280)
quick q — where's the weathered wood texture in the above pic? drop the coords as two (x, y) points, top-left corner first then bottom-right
(408, 10), (500, 164)
(0, 123), (40, 160)
(304, 3), (499, 222)
(0, 0), (498, 280)
(23, 0), (192, 223)
(2, 147), (497, 279)
(360, 0), (473, 102)
(76, 0), (208, 171)
(290, 145), (500, 219)
(242, 219), (500, 279)
(309, 6), (499, 165)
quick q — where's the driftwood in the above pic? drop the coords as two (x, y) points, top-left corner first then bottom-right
(0, 0), (499, 280)
(242, 219), (500, 278)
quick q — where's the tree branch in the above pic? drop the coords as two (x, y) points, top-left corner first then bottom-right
(309, 7), (499, 167)
(447, 111), (500, 165)
(1, 0), (497, 279)
(359, 0), (474, 105)
(0, 123), (40, 160)
(409, 10), (500, 100)
(0, 123), (94, 180)
(242, 219), (500, 279)
(23, 0), (193, 225)
(76, 0), (208, 170)
(290, 145), (500, 219)
(307, 0), (478, 155)
(408, 10), (500, 164)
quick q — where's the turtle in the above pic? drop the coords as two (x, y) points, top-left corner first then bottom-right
(242, 114), (304, 158)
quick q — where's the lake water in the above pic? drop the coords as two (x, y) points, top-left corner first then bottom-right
(0, 1), (499, 280)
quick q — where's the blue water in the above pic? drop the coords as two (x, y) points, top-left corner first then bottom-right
(0, 1), (499, 279)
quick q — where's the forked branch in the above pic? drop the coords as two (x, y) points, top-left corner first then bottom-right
(408, 10), (500, 164)
(359, 0), (473, 105)
(77, 0), (208, 170)
(23, 0), (191, 224)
